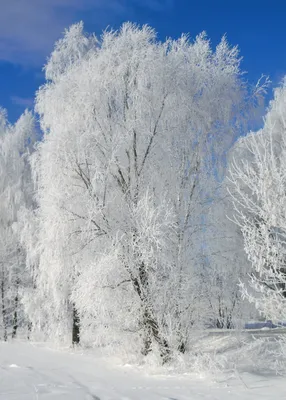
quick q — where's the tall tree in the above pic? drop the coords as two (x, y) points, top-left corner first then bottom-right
(0, 109), (36, 340)
(32, 22), (264, 358)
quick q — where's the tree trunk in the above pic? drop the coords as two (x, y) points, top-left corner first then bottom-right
(131, 262), (170, 362)
(177, 333), (186, 353)
(1, 277), (7, 341)
(72, 304), (80, 345)
(141, 321), (152, 356)
(12, 278), (19, 339)
(12, 298), (18, 339)
(27, 322), (32, 340)
(141, 304), (170, 362)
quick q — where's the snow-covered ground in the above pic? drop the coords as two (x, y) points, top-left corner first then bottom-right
(0, 340), (286, 399)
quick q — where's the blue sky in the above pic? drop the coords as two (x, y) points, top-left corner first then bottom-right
(0, 0), (285, 122)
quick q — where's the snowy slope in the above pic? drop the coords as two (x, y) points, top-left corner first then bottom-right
(0, 341), (286, 399)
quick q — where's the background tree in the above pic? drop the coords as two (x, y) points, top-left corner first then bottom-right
(202, 186), (257, 329)
(228, 79), (286, 322)
(0, 109), (36, 340)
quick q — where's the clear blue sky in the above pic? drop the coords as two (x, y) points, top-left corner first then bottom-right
(0, 0), (285, 122)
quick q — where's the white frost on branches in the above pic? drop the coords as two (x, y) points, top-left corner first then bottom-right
(24, 22), (263, 358)
(0, 109), (36, 340)
(229, 80), (286, 322)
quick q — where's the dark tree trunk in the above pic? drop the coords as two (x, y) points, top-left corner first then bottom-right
(226, 315), (233, 329)
(12, 278), (19, 339)
(1, 278), (7, 341)
(12, 298), (18, 339)
(72, 304), (80, 345)
(131, 262), (170, 363)
(141, 305), (170, 362)
(176, 317), (187, 354)
(143, 307), (170, 363)
(27, 322), (32, 340)
(216, 315), (233, 329)
(177, 338), (186, 353)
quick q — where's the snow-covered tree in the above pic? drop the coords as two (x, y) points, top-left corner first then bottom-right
(228, 80), (286, 322)
(0, 109), (36, 340)
(32, 22), (264, 359)
(202, 186), (257, 329)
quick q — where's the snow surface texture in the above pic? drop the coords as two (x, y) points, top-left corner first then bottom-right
(0, 340), (286, 399)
